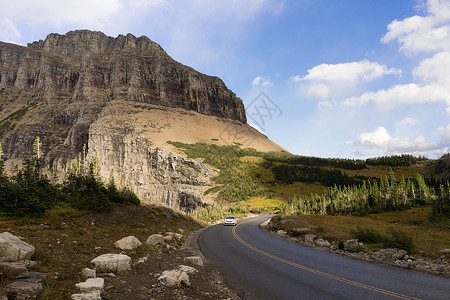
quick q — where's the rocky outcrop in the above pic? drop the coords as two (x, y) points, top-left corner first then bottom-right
(0, 232), (35, 261)
(0, 30), (268, 210)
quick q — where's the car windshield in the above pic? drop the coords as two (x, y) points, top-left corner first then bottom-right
(225, 216), (235, 219)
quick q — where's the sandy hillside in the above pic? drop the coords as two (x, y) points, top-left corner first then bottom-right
(96, 100), (287, 153)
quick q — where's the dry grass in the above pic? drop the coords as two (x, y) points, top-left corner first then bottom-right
(290, 207), (450, 257)
(241, 196), (287, 208)
(0, 204), (202, 299)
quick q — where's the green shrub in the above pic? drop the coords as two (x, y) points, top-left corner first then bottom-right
(350, 227), (384, 244)
(382, 227), (415, 252)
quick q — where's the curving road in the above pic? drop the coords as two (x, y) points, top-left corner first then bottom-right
(198, 215), (450, 300)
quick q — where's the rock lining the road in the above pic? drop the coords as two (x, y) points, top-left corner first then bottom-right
(263, 216), (450, 277)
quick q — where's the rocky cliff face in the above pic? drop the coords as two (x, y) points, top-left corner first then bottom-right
(0, 30), (281, 210)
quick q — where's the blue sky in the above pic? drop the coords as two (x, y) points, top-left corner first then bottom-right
(1, 0), (449, 159)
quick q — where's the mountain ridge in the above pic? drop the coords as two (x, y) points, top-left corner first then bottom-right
(0, 30), (284, 209)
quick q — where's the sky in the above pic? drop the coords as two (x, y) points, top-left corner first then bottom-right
(1, 0), (449, 159)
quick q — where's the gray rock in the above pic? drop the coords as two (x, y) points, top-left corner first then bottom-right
(438, 249), (450, 254)
(158, 269), (190, 287)
(178, 265), (198, 275)
(146, 234), (165, 246)
(315, 238), (331, 248)
(304, 234), (317, 243)
(183, 256), (203, 266)
(0, 262), (29, 279)
(71, 291), (101, 300)
(82, 268), (96, 279)
(276, 230), (287, 236)
(91, 254), (131, 274)
(163, 235), (173, 242)
(19, 272), (48, 283)
(75, 278), (104, 293)
(114, 236), (141, 250)
(4, 281), (42, 299)
(0, 232), (35, 261)
(371, 248), (407, 263)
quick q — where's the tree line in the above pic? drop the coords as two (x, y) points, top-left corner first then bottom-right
(280, 170), (449, 219)
(0, 137), (139, 218)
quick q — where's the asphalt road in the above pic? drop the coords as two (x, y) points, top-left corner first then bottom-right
(198, 215), (450, 300)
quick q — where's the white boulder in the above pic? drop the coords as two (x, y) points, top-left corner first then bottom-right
(114, 236), (141, 250)
(158, 270), (190, 287)
(91, 254), (131, 274)
(75, 278), (105, 293)
(71, 291), (101, 300)
(178, 264), (198, 275)
(145, 234), (165, 246)
(0, 232), (35, 261)
(75, 278), (104, 293)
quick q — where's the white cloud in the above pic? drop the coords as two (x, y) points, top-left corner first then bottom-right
(0, 18), (21, 43)
(436, 123), (450, 142)
(413, 51), (450, 85)
(347, 126), (437, 154)
(0, 0), (121, 32)
(307, 84), (330, 99)
(395, 117), (417, 127)
(0, 0), (283, 66)
(291, 60), (401, 83)
(343, 83), (450, 108)
(251, 76), (273, 87)
(381, 0), (450, 55)
(446, 107), (450, 115)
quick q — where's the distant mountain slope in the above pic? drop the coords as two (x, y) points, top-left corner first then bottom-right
(0, 30), (285, 210)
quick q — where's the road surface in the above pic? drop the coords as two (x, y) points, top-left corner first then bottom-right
(198, 215), (450, 300)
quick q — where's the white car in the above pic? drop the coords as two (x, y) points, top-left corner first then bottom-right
(224, 215), (237, 226)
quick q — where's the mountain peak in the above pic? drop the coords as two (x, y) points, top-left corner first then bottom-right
(27, 30), (166, 60)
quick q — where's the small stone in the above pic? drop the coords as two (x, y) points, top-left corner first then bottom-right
(146, 234), (165, 246)
(163, 235), (173, 242)
(315, 238), (331, 248)
(137, 257), (148, 264)
(82, 268), (96, 279)
(304, 234), (317, 243)
(71, 290), (101, 300)
(438, 249), (450, 254)
(158, 270), (190, 287)
(75, 278), (104, 293)
(114, 236), (142, 250)
(183, 256), (203, 266)
(178, 265), (198, 275)
(276, 230), (287, 236)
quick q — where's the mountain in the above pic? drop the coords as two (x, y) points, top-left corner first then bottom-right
(0, 30), (284, 210)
